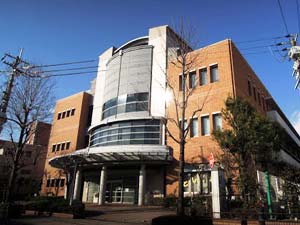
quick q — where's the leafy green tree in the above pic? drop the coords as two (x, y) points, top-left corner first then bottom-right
(213, 96), (284, 205)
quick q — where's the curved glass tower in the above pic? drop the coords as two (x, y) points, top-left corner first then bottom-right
(49, 26), (176, 205)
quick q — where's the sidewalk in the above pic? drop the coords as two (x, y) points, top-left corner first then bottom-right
(10, 204), (175, 225)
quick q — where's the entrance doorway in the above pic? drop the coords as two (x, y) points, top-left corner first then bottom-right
(105, 178), (136, 204)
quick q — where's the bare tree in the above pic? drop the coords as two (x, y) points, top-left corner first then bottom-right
(3, 74), (55, 203)
(164, 21), (210, 216)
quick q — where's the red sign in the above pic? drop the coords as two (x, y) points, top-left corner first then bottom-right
(208, 152), (215, 169)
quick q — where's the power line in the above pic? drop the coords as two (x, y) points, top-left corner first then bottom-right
(239, 43), (286, 51)
(30, 59), (97, 68)
(39, 65), (100, 73)
(235, 35), (288, 44)
(277, 0), (290, 35)
(40, 70), (102, 78)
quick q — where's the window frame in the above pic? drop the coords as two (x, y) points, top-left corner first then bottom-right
(201, 115), (210, 136)
(189, 71), (197, 89)
(190, 117), (199, 137)
(199, 68), (208, 86)
(210, 64), (219, 83)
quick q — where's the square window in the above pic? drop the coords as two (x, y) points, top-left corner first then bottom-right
(62, 111), (66, 118)
(210, 65), (219, 83)
(50, 179), (55, 187)
(213, 113), (222, 131)
(71, 109), (75, 116)
(201, 116), (210, 136)
(57, 113), (61, 120)
(66, 110), (70, 117)
(189, 71), (197, 89)
(61, 143), (65, 150)
(55, 179), (60, 187)
(200, 68), (208, 86)
(190, 118), (198, 137)
(60, 179), (65, 187)
(56, 144), (61, 151)
(46, 179), (50, 187)
(52, 145), (56, 152)
(66, 142), (70, 150)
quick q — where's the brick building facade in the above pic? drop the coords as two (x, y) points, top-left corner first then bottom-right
(41, 26), (300, 215)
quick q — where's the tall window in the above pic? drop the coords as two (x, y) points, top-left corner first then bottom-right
(213, 113), (222, 131)
(200, 68), (208, 86)
(189, 71), (196, 88)
(247, 80), (252, 96)
(179, 119), (188, 130)
(210, 65), (219, 83)
(201, 116), (210, 136)
(258, 92), (261, 105)
(52, 145), (56, 152)
(253, 87), (257, 101)
(179, 75), (183, 91)
(190, 118), (198, 137)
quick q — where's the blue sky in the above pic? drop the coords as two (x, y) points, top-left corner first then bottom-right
(1, 0), (300, 132)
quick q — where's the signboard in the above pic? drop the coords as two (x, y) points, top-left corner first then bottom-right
(208, 152), (214, 169)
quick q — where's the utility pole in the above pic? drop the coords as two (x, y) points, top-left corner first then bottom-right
(287, 35), (300, 89)
(0, 49), (26, 134)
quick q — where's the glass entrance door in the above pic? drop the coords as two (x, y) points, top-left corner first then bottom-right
(105, 180), (122, 203)
(112, 182), (123, 203)
(105, 179), (136, 204)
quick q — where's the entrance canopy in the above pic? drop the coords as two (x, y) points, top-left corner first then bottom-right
(49, 145), (172, 169)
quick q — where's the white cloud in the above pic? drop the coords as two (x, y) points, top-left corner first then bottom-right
(291, 111), (300, 135)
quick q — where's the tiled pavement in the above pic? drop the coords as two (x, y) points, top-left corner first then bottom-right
(8, 205), (175, 225)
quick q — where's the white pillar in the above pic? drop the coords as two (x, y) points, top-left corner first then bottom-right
(98, 166), (107, 205)
(211, 168), (221, 219)
(138, 165), (146, 206)
(64, 173), (70, 200)
(73, 169), (82, 200)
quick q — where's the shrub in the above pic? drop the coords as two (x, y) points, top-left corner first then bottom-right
(0, 203), (24, 218)
(26, 196), (85, 218)
(163, 195), (177, 208)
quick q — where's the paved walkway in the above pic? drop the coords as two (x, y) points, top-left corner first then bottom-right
(9, 204), (175, 225)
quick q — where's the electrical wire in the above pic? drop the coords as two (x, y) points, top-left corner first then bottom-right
(37, 65), (100, 73)
(277, 0), (290, 35)
(31, 59), (97, 68)
(35, 70), (101, 78)
(235, 35), (287, 44)
(239, 43), (286, 51)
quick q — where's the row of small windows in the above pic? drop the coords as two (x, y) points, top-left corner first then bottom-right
(90, 119), (161, 147)
(46, 178), (65, 187)
(57, 108), (75, 120)
(52, 141), (71, 152)
(247, 80), (267, 111)
(102, 92), (149, 119)
(179, 64), (219, 91)
(180, 113), (222, 137)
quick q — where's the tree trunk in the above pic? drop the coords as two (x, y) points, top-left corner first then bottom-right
(6, 163), (16, 202)
(177, 59), (186, 216)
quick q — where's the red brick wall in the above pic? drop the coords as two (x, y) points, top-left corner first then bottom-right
(41, 92), (92, 196)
